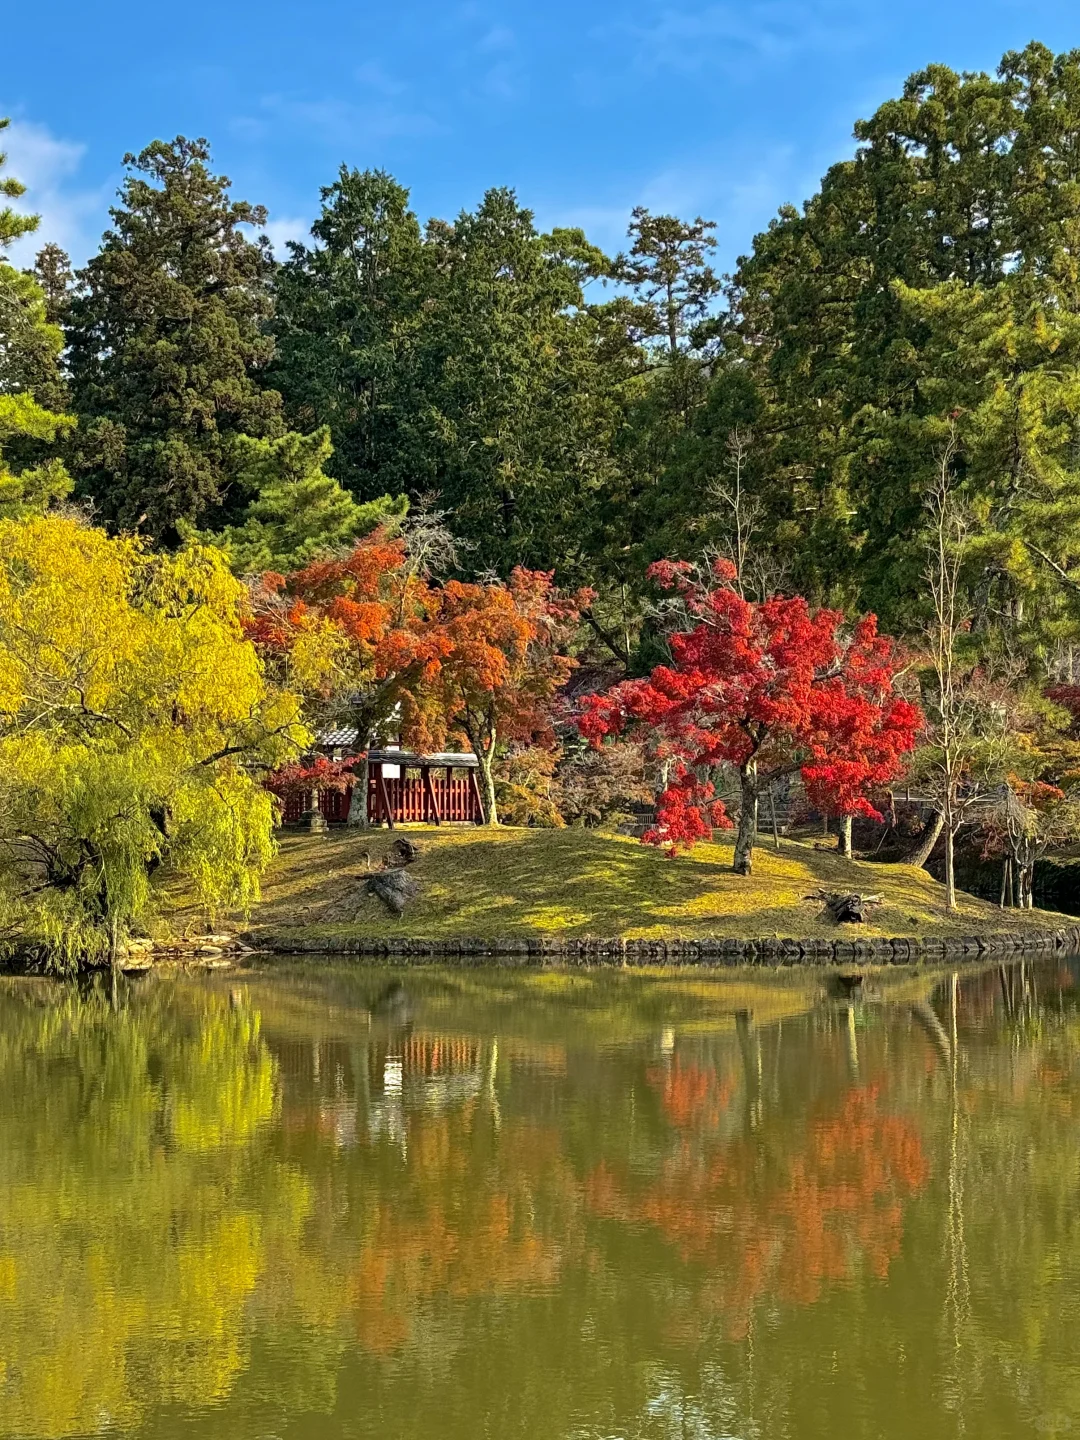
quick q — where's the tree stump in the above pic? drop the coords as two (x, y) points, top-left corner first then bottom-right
(386, 837), (420, 866)
(803, 890), (883, 924)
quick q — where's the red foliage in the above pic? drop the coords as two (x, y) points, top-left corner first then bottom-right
(579, 561), (922, 854)
(587, 1083), (928, 1338)
(264, 755), (361, 798)
(1047, 685), (1080, 737)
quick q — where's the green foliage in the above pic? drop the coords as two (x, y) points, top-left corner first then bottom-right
(273, 178), (628, 583)
(0, 118), (37, 251)
(612, 208), (721, 358)
(719, 41), (1080, 631)
(66, 137), (283, 541)
(200, 426), (408, 574)
(0, 515), (306, 967)
(270, 168), (427, 503)
(0, 121), (74, 521)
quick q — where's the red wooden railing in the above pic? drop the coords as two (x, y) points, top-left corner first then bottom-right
(368, 771), (483, 824)
(277, 768), (483, 826)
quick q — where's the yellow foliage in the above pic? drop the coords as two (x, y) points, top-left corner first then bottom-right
(0, 515), (308, 964)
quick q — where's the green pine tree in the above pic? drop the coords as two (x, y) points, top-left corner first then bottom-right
(0, 118), (73, 519)
(67, 136), (283, 541)
(202, 426), (407, 574)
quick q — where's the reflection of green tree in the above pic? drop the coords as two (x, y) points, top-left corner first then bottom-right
(0, 980), (309, 1440)
(932, 989), (1080, 1434)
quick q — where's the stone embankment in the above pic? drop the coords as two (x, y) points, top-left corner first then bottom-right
(245, 925), (1080, 965)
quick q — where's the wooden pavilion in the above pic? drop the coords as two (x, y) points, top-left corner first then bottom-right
(281, 748), (485, 828)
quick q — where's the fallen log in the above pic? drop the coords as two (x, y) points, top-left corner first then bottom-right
(365, 867), (419, 917)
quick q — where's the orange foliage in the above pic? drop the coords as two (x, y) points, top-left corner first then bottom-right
(587, 1085), (928, 1338)
(249, 532), (586, 763)
(646, 1060), (735, 1131)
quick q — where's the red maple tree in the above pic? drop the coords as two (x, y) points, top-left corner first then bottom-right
(579, 559), (922, 871)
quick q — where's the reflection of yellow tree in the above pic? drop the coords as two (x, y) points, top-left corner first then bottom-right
(588, 1084), (928, 1338)
(0, 981), (307, 1440)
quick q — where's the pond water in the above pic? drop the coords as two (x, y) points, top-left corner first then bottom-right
(1, 959), (1078, 1440)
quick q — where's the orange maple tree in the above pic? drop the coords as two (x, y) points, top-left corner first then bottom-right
(248, 531), (587, 823)
(402, 568), (590, 823)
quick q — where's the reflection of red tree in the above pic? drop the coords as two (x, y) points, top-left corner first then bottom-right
(343, 1120), (573, 1353)
(587, 1086), (928, 1337)
(646, 1060), (735, 1131)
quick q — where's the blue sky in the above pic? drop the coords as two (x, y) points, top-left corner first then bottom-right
(3, 1), (1079, 271)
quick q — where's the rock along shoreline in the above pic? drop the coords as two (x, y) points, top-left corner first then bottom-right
(245, 924), (1080, 966)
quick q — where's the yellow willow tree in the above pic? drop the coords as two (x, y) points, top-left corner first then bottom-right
(0, 515), (307, 968)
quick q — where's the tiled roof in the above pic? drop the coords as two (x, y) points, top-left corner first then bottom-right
(316, 727), (361, 748)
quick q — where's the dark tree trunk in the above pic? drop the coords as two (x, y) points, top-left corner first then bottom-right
(905, 810), (945, 869)
(733, 772), (757, 875)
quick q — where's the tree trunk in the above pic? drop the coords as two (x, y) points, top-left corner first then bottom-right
(944, 826), (957, 912)
(477, 746), (498, 827)
(999, 857), (1009, 909)
(839, 814), (853, 858)
(769, 787), (781, 851)
(733, 772), (757, 875)
(905, 810), (945, 869)
(346, 755), (370, 828)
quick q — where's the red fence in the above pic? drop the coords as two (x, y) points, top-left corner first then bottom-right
(277, 767), (483, 826)
(278, 788), (351, 824)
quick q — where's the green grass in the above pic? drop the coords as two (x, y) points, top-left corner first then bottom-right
(172, 825), (1073, 943)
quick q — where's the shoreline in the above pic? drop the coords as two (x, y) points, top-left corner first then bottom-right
(242, 923), (1080, 966)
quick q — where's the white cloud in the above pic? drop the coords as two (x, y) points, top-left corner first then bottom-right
(241, 90), (440, 151)
(260, 213), (312, 257)
(1, 117), (109, 267)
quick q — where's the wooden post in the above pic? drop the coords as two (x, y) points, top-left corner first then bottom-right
(422, 765), (441, 825)
(375, 764), (396, 831)
(368, 762), (380, 825)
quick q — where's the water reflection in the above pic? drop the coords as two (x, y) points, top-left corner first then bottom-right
(0, 961), (1078, 1438)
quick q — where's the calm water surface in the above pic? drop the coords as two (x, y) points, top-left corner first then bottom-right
(1, 960), (1079, 1440)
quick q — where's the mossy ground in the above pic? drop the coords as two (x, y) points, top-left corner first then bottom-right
(170, 825), (1071, 944)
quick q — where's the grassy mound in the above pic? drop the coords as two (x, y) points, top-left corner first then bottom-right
(176, 826), (1071, 944)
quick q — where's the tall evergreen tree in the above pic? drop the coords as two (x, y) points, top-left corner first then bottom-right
(270, 168), (426, 503)
(0, 119), (73, 517)
(411, 189), (621, 576)
(67, 137), (282, 541)
(31, 243), (74, 329)
(717, 41), (1080, 633)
